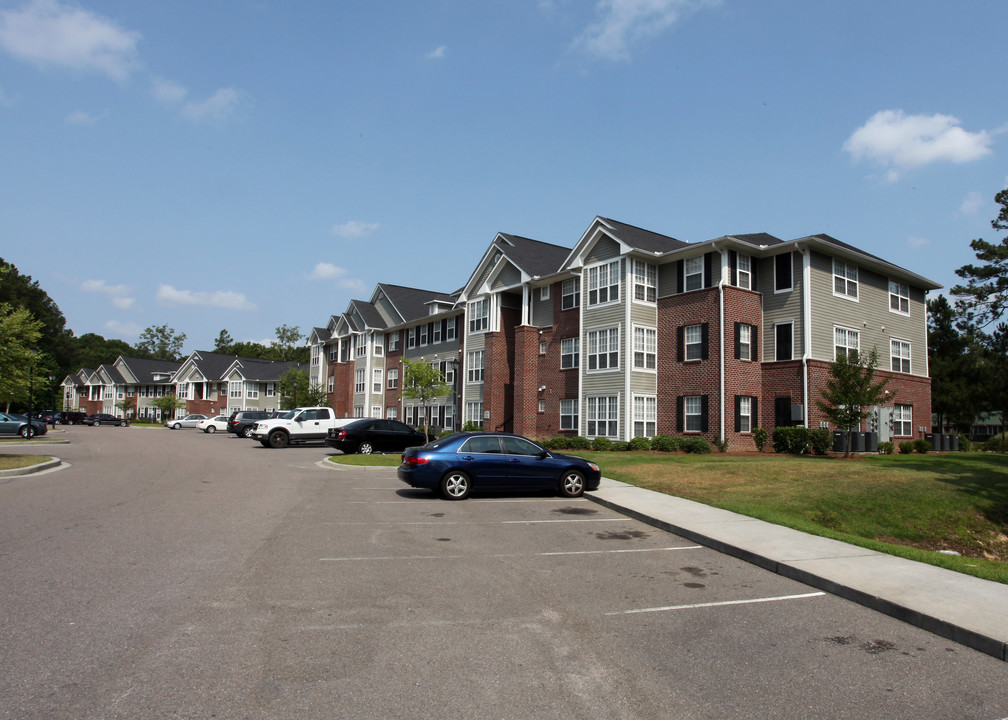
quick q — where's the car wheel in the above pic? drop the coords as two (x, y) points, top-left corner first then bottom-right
(207, 426), (216, 434)
(119, 420), (127, 427)
(172, 422), (181, 430)
(19, 426), (30, 438)
(559, 470), (586, 498)
(260, 440), (270, 448)
(441, 471), (471, 500)
(358, 441), (374, 454)
(268, 431), (289, 449)
(242, 426), (253, 438)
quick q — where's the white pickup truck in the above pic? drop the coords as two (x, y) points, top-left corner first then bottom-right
(250, 406), (353, 448)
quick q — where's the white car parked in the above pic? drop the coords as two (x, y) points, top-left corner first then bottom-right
(196, 415), (229, 433)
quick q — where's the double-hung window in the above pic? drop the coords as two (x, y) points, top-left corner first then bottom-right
(891, 339), (911, 373)
(738, 323), (752, 361)
(561, 278), (580, 310)
(685, 324), (703, 361)
(684, 257), (703, 291)
(468, 299), (489, 333)
(834, 326), (860, 359)
(738, 396), (752, 433)
(466, 401), (483, 429)
(889, 281), (910, 314)
(229, 381), (242, 398)
(684, 396), (703, 432)
(633, 395), (656, 437)
(387, 368), (398, 389)
(833, 260), (859, 300)
(587, 327), (619, 371)
(388, 331), (399, 351)
(893, 404), (913, 436)
(586, 260), (620, 306)
(561, 337), (579, 369)
(736, 253), (751, 290)
(373, 368), (383, 393)
(467, 350), (484, 383)
(354, 369), (365, 394)
(633, 326), (657, 370)
(632, 260), (657, 302)
(586, 396), (618, 437)
(374, 334), (384, 356)
(560, 399), (579, 431)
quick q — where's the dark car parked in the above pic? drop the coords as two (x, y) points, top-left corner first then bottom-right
(54, 411), (87, 425)
(398, 432), (601, 500)
(227, 410), (272, 438)
(0, 412), (48, 438)
(325, 418), (428, 455)
(84, 413), (129, 427)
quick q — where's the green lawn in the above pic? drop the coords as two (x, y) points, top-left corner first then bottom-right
(0, 454), (53, 470)
(329, 449), (1008, 584)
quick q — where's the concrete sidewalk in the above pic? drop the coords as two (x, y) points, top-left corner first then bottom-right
(587, 477), (1008, 663)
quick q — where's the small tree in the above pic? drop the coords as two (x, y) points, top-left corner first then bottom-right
(150, 393), (187, 421)
(816, 348), (890, 457)
(401, 357), (450, 442)
(115, 396), (137, 420)
(213, 329), (234, 352)
(135, 324), (187, 362)
(278, 367), (328, 409)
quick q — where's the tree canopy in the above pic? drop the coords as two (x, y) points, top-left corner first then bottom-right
(0, 260), (76, 377)
(0, 303), (44, 407)
(951, 189), (1008, 330)
(401, 357), (451, 441)
(134, 325), (187, 362)
(815, 348), (890, 456)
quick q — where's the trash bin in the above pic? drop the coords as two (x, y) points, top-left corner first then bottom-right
(940, 433), (950, 451)
(851, 432), (866, 453)
(864, 431), (878, 453)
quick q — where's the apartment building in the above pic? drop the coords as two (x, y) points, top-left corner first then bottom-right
(313, 216), (941, 449)
(62, 356), (181, 420)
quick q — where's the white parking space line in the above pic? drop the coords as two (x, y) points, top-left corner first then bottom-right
(321, 518), (627, 526)
(320, 546), (701, 562)
(605, 591), (826, 616)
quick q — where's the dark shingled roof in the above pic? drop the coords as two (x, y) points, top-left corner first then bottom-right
(599, 217), (688, 254)
(722, 233), (785, 248)
(232, 357), (305, 381)
(348, 300), (388, 330)
(496, 234), (571, 278)
(377, 283), (458, 323)
(118, 356), (181, 383)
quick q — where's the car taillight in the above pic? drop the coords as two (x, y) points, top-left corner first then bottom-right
(337, 430), (347, 439)
(401, 455), (428, 466)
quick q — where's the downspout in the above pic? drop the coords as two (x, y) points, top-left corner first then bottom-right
(713, 243), (726, 443)
(795, 242), (812, 427)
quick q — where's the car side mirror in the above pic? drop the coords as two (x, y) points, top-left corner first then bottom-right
(539, 450), (549, 459)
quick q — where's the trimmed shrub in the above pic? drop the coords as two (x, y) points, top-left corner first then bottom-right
(683, 437), (712, 454)
(958, 435), (971, 452)
(878, 441), (894, 455)
(772, 426), (811, 455)
(982, 436), (1008, 453)
(568, 436), (592, 450)
(544, 436), (572, 450)
(753, 427), (769, 452)
(591, 437), (613, 452)
(650, 435), (676, 452)
(913, 438), (931, 454)
(610, 441), (629, 452)
(809, 428), (832, 456)
(898, 441), (915, 454)
(712, 435), (728, 453)
(628, 436), (651, 451)
(460, 422), (481, 432)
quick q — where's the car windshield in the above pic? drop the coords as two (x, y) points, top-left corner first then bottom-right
(279, 410), (297, 419)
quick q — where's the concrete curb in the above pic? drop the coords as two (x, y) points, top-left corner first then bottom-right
(0, 457), (63, 478)
(585, 477), (1008, 663)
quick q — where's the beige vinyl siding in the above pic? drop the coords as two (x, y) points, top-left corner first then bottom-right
(471, 260), (496, 294)
(464, 330), (486, 352)
(629, 371), (655, 397)
(761, 251), (804, 360)
(373, 294), (400, 325)
(492, 263), (521, 290)
(531, 287), (554, 326)
(657, 261), (677, 298)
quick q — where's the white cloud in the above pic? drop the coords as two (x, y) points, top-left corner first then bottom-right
(958, 191), (985, 216)
(156, 284), (256, 311)
(179, 87), (251, 124)
(332, 220), (379, 238)
(308, 262), (366, 292)
(81, 278), (134, 308)
(844, 110), (993, 181)
(907, 236), (930, 249)
(104, 319), (142, 338)
(65, 109), (101, 125)
(426, 45), (447, 60)
(573, 0), (718, 61)
(151, 76), (187, 106)
(0, 0), (141, 81)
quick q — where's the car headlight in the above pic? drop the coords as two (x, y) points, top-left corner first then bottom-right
(587, 462), (599, 472)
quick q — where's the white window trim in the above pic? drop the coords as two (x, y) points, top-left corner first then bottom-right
(684, 256), (704, 292)
(774, 253), (793, 294)
(540, 285), (550, 301)
(739, 396), (752, 434)
(684, 324), (703, 362)
(561, 278), (580, 310)
(631, 259), (657, 304)
(684, 395), (703, 433)
(834, 325), (861, 359)
(632, 394), (657, 438)
(632, 324), (657, 372)
(888, 280), (910, 316)
(736, 253), (751, 290)
(890, 338), (911, 374)
(560, 398), (579, 431)
(561, 337), (579, 370)
(586, 326), (620, 373)
(585, 259), (621, 308)
(832, 259), (859, 302)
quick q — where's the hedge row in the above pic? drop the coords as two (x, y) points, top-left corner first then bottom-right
(542, 435), (712, 454)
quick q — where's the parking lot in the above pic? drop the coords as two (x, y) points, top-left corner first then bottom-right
(2, 426), (1006, 719)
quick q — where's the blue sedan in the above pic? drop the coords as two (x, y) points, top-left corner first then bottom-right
(398, 432), (601, 500)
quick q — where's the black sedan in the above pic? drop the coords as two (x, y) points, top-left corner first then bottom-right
(0, 412), (48, 438)
(84, 413), (129, 427)
(325, 418), (428, 454)
(398, 432), (601, 500)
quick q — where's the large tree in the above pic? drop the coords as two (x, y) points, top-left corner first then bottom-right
(401, 357), (450, 442)
(134, 325), (187, 362)
(213, 329), (234, 352)
(927, 295), (983, 434)
(0, 260), (76, 377)
(75, 333), (134, 370)
(278, 367), (328, 409)
(0, 303), (43, 408)
(951, 189), (1008, 330)
(272, 324), (308, 363)
(815, 348), (890, 457)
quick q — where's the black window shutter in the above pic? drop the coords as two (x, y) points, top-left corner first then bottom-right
(729, 250), (737, 286)
(734, 323), (741, 360)
(704, 253), (713, 288)
(752, 325), (759, 362)
(734, 396), (741, 433)
(752, 396), (759, 430)
(676, 396), (684, 433)
(700, 395), (709, 432)
(701, 323), (709, 360)
(676, 326), (684, 362)
(675, 260), (683, 294)
(751, 258), (758, 291)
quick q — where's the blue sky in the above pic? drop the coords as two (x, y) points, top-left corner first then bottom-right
(2, 0), (1006, 355)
